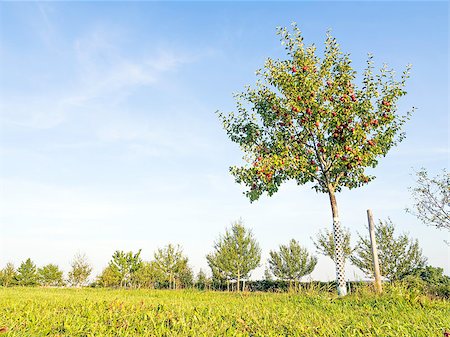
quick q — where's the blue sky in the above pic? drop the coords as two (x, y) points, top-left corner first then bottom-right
(0, 1), (448, 281)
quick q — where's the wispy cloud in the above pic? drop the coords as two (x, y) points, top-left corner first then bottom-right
(1, 24), (201, 129)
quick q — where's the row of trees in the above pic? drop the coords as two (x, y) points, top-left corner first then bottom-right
(0, 253), (91, 287)
(96, 244), (193, 289)
(1, 218), (439, 291)
(206, 219), (429, 291)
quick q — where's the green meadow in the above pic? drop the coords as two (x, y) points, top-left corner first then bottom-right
(1, 286), (449, 337)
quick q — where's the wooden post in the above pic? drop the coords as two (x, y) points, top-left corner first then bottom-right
(367, 209), (382, 293)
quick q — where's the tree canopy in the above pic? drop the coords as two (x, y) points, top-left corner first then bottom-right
(16, 258), (38, 286)
(218, 24), (412, 201)
(38, 264), (65, 287)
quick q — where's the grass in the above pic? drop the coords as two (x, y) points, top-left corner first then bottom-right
(0, 286), (449, 336)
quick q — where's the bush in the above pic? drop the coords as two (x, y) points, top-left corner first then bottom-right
(427, 283), (450, 299)
(399, 266), (450, 299)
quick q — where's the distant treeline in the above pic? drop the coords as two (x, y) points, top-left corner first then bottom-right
(1, 220), (449, 297)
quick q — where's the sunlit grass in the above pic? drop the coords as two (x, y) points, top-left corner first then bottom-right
(0, 286), (449, 336)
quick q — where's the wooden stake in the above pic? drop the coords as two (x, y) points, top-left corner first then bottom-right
(367, 209), (382, 293)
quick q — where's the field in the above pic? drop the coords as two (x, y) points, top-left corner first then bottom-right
(0, 287), (449, 336)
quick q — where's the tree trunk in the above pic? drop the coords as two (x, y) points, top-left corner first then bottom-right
(237, 271), (240, 292)
(367, 209), (382, 294)
(328, 189), (348, 296)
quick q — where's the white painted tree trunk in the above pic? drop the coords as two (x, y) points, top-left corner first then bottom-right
(329, 190), (347, 296)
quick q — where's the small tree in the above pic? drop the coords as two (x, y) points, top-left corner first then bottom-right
(97, 265), (121, 287)
(16, 258), (38, 286)
(38, 264), (65, 287)
(0, 263), (17, 287)
(108, 250), (143, 288)
(133, 261), (165, 289)
(68, 253), (92, 287)
(218, 24), (412, 296)
(268, 239), (317, 289)
(153, 244), (191, 289)
(195, 269), (210, 290)
(178, 264), (194, 289)
(207, 220), (261, 292)
(407, 168), (450, 231)
(351, 219), (427, 281)
(312, 227), (353, 262)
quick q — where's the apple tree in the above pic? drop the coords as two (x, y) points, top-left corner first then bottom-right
(217, 24), (412, 296)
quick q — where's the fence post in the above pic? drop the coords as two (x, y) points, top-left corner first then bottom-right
(367, 209), (382, 293)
